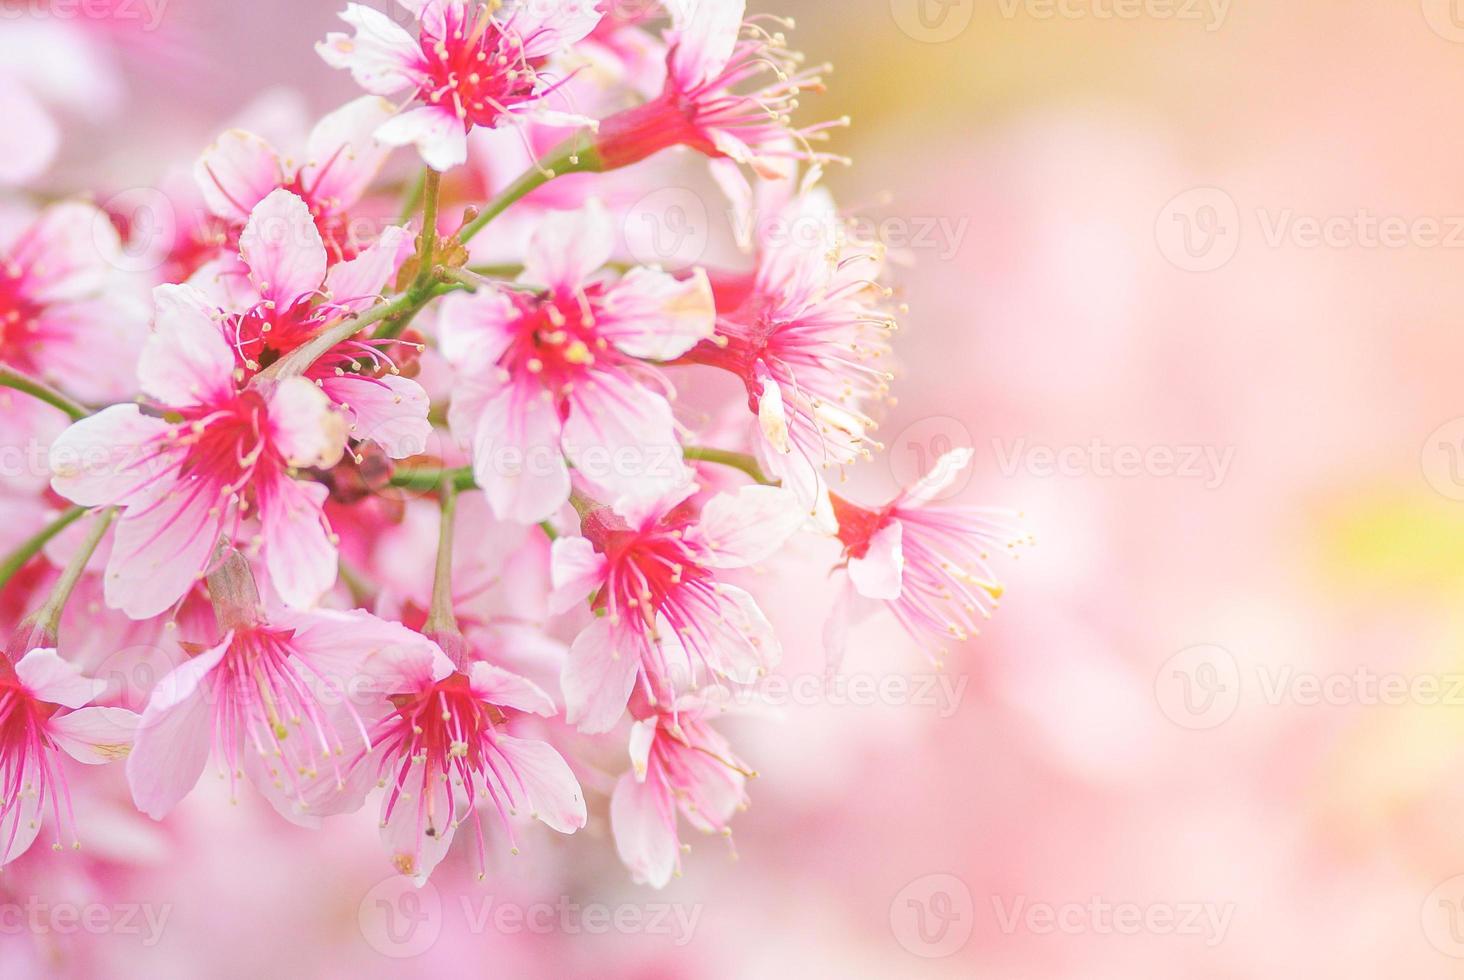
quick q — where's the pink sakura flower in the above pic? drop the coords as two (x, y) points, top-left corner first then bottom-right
(0, 647), (138, 865)
(681, 221), (895, 527)
(125, 590), (440, 825)
(550, 483), (804, 733)
(317, 0), (604, 171)
(192, 96), (398, 274)
(50, 189), (430, 619)
(826, 448), (1024, 668)
(610, 691), (750, 888)
(0, 200), (146, 490)
(439, 202), (715, 523)
(322, 635), (586, 883)
(594, 0), (845, 180)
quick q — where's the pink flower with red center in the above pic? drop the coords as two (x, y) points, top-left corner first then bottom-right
(125, 569), (438, 825)
(192, 96), (399, 274)
(0, 647), (138, 865)
(610, 691), (750, 888)
(682, 217), (895, 527)
(203, 190), (430, 461)
(826, 448), (1025, 667)
(324, 636), (586, 883)
(594, 0), (846, 180)
(550, 483), (804, 733)
(439, 202), (715, 523)
(0, 201), (147, 490)
(318, 0), (604, 171)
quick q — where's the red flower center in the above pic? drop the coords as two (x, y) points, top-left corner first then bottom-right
(418, 5), (544, 131)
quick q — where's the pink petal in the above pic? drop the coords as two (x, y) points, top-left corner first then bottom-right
(511, 0), (603, 57)
(627, 718), (657, 780)
(375, 105), (468, 172)
(15, 647), (98, 708)
(467, 662), (556, 716)
(324, 224), (413, 312)
(126, 638), (230, 819)
(319, 373), (431, 461)
(548, 535), (607, 615)
(493, 734), (586, 833)
(239, 189), (328, 310)
(521, 203), (614, 291)
(669, 0), (744, 84)
(194, 129), (285, 222)
(846, 520), (904, 601)
(561, 372), (689, 502)
(317, 3), (429, 96)
(0, 83), (59, 187)
(140, 284), (236, 409)
(106, 489), (227, 620)
(48, 406), (174, 507)
(690, 485), (805, 568)
(0, 763), (43, 865)
(469, 381), (571, 524)
(599, 267), (716, 362)
(610, 772), (678, 889)
(300, 95), (398, 211)
(278, 607), (451, 695)
(49, 707), (138, 765)
(437, 288), (521, 371)
(267, 376), (347, 469)
(258, 475), (337, 610)
(900, 447), (976, 507)
(562, 618), (639, 734)
(379, 761), (456, 883)
(11, 201), (123, 303)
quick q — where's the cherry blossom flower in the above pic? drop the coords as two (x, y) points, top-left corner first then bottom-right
(322, 634), (586, 883)
(680, 213), (895, 527)
(125, 570), (437, 825)
(610, 691), (750, 888)
(825, 448), (1024, 667)
(0, 200), (147, 491)
(317, 0), (604, 171)
(593, 0), (845, 180)
(550, 483), (804, 733)
(193, 95), (399, 270)
(439, 201), (715, 523)
(0, 647), (138, 865)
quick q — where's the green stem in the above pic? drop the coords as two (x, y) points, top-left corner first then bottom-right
(260, 281), (463, 381)
(16, 507), (116, 650)
(683, 447), (776, 485)
(0, 506), (86, 593)
(538, 521), (559, 542)
(388, 466), (477, 493)
(0, 366), (88, 421)
(396, 170), (427, 224)
(412, 168), (443, 295)
(424, 475), (459, 637)
(458, 136), (601, 245)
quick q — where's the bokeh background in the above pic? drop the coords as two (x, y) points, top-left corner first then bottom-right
(10, 0), (1464, 975)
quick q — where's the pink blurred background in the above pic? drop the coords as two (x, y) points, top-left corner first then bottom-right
(14, 0), (1464, 975)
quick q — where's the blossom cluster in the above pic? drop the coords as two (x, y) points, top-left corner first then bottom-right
(0, 0), (1023, 895)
